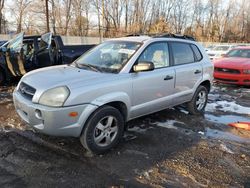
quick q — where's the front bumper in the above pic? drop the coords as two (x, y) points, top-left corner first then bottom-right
(13, 90), (98, 137)
(214, 72), (250, 85)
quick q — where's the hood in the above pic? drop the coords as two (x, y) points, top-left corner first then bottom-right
(21, 65), (116, 91)
(19, 65), (132, 106)
(213, 57), (250, 69)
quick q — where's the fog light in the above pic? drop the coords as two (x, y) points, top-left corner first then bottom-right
(35, 109), (42, 119)
(69, 112), (78, 117)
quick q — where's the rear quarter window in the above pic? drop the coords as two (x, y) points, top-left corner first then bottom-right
(191, 44), (203, 61)
(171, 42), (195, 65)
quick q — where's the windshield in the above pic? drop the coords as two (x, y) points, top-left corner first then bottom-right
(226, 49), (250, 58)
(74, 41), (141, 73)
(7, 32), (24, 53)
(213, 46), (230, 51)
(39, 32), (52, 49)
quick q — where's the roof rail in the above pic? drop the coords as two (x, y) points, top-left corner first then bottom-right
(125, 33), (144, 37)
(153, 33), (196, 41)
(125, 33), (196, 41)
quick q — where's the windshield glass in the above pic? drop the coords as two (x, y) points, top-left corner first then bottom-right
(74, 41), (141, 73)
(226, 49), (250, 58)
(7, 32), (24, 53)
(213, 46), (230, 51)
(39, 32), (52, 49)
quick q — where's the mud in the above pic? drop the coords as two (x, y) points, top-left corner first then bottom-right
(0, 83), (249, 188)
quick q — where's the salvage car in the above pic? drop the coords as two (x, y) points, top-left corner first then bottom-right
(213, 46), (250, 85)
(13, 34), (213, 154)
(207, 45), (235, 60)
(0, 32), (95, 85)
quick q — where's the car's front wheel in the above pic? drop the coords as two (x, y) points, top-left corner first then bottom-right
(187, 85), (208, 115)
(80, 105), (124, 154)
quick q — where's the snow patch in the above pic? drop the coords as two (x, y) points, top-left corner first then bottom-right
(206, 101), (250, 115)
(179, 109), (189, 114)
(157, 120), (185, 129)
(127, 125), (148, 133)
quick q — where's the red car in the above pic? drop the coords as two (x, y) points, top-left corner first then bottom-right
(213, 46), (250, 86)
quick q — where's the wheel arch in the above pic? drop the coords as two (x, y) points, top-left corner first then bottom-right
(199, 80), (211, 92)
(102, 101), (128, 122)
(90, 92), (131, 121)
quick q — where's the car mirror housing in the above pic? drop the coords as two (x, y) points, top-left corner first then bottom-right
(133, 61), (154, 72)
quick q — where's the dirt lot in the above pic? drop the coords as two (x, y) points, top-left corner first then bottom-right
(0, 83), (249, 188)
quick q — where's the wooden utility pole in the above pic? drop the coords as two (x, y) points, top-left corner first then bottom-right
(45, 0), (50, 32)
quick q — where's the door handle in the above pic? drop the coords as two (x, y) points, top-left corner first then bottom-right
(194, 70), (201, 74)
(164, 75), (173, 80)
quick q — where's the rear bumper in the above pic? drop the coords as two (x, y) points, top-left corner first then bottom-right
(13, 90), (98, 137)
(214, 72), (250, 85)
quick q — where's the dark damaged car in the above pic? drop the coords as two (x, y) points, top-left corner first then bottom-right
(0, 32), (95, 85)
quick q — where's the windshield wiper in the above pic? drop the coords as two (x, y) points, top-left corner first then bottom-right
(77, 63), (102, 72)
(72, 61), (80, 68)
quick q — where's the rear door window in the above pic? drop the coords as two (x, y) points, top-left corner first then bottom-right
(171, 42), (195, 65)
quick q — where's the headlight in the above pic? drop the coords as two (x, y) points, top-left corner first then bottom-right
(39, 86), (70, 107)
(243, 69), (250, 74)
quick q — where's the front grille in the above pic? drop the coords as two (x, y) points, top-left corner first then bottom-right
(214, 67), (240, 74)
(215, 78), (238, 82)
(208, 54), (215, 56)
(19, 82), (36, 100)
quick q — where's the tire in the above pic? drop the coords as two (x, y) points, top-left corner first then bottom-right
(0, 69), (5, 86)
(80, 105), (124, 154)
(187, 85), (208, 115)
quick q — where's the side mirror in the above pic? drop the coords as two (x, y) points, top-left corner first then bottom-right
(133, 61), (154, 72)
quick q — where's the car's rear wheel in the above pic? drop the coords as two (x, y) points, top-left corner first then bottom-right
(80, 105), (124, 154)
(187, 85), (208, 115)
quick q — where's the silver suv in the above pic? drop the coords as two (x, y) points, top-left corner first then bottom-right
(13, 35), (213, 154)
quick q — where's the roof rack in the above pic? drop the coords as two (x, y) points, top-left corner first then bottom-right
(125, 33), (196, 41)
(125, 33), (145, 37)
(153, 33), (195, 41)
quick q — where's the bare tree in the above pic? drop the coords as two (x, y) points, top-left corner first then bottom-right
(0, 0), (4, 33)
(1, 0), (249, 42)
(172, 0), (190, 33)
(63, 0), (72, 35)
(71, 0), (90, 36)
(10, 0), (32, 33)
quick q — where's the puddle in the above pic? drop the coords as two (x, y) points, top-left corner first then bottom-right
(205, 114), (250, 124)
(205, 128), (250, 143)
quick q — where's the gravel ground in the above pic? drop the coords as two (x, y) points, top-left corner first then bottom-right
(0, 83), (249, 188)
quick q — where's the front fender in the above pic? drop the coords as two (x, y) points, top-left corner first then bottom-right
(91, 91), (131, 112)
